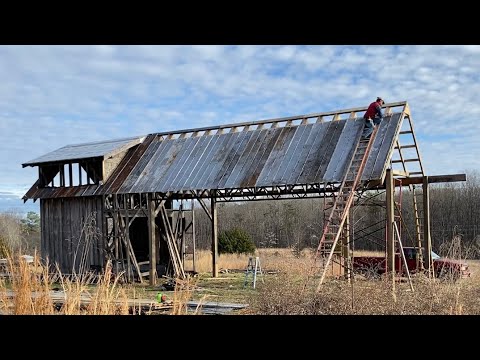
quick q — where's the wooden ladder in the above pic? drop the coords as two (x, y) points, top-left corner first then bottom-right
(315, 127), (379, 290)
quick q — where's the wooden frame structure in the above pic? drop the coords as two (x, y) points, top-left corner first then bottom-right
(22, 101), (466, 286)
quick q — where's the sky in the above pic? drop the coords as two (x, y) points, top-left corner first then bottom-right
(1, 45), (479, 215)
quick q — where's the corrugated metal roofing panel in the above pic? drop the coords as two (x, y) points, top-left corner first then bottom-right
(22, 136), (145, 166)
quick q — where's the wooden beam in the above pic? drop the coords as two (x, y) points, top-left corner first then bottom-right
(423, 177), (432, 277)
(68, 163), (73, 187)
(394, 144), (416, 149)
(192, 200), (196, 273)
(342, 212), (351, 282)
(386, 169), (395, 290)
(191, 191), (212, 220)
(399, 174), (466, 186)
(211, 196), (218, 278)
(392, 159), (419, 163)
(392, 170), (409, 177)
(148, 193), (157, 285)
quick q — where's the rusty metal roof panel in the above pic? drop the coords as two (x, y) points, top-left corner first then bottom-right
(22, 136), (145, 167)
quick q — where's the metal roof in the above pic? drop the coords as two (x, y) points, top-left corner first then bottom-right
(22, 136), (145, 167)
(23, 104), (409, 200)
(112, 114), (402, 193)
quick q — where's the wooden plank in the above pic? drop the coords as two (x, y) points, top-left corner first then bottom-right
(241, 127), (284, 187)
(386, 169), (395, 288)
(88, 199), (95, 272)
(62, 198), (72, 273)
(96, 197), (104, 267)
(292, 122), (332, 185)
(40, 200), (46, 262)
(49, 200), (55, 269)
(392, 170), (409, 177)
(255, 127), (293, 186)
(211, 197), (218, 278)
(275, 124), (308, 185)
(39, 200), (44, 258)
(392, 158), (419, 163)
(223, 129), (264, 189)
(148, 194), (156, 285)
(398, 173), (466, 186)
(371, 113), (403, 180)
(322, 118), (362, 182)
(68, 163), (73, 187)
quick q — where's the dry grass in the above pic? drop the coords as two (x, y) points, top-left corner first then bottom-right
(247, 242), (480, 315)
(247, 260), (480, 315)
(187, 248), (386, 275)
(0, 253), (132, 315)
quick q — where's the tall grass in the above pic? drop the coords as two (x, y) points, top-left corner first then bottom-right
(1, 252), (132, 315)
(249, 241), (480, 315)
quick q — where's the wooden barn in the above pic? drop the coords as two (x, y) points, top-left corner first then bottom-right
(22, 101), (464, 286)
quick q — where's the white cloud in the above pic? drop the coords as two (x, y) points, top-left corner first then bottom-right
(1, 45), (480, 199)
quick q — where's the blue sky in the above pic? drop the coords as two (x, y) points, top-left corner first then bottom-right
(1, 45), (480, 215)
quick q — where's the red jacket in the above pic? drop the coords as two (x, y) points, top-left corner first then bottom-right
(364, 101), (383, 120)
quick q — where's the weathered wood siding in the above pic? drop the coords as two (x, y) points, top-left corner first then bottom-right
(40, 197), (105, 273)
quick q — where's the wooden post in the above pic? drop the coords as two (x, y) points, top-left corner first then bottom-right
(148, 193), (157, 285)
(423, 176), (432, 277)
(124, 204), (132, 282)
(180, 203), (186, 268)
(386, 169), (395, 290)
(342, 212), (351, 282)
(211, 196), (218, 277)
(192, 200), (196, 273)
(68, 163), (73, 187)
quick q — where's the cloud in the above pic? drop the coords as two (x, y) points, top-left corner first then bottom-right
(1, 45), (480, 199)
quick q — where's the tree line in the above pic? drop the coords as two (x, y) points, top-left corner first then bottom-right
(193, 171), (480, 256)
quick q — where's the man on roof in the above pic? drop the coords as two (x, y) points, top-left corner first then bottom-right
(361, 97), (385, 140)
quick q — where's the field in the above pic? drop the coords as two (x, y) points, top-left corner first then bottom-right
(1, 248), (479, 315)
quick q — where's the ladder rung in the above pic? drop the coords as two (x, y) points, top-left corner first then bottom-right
(395, 144), (416, 149)
(410, 172), (423, 175)
(400, 130), (413, 134)
(392, 158), (419, 163)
